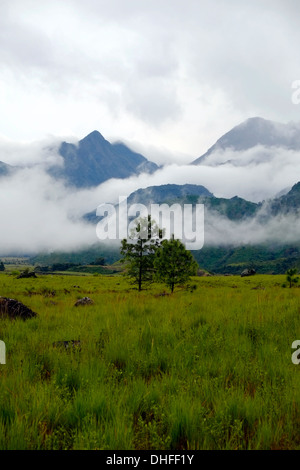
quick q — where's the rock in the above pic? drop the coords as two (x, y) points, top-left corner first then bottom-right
(197, 270), (212, 277)
(17, 271), (37, 279)
(0, 296), (37, 320)
(53, 340), (81, 350)
(241, 268), (256, 277)
(74, 297), (94, 307)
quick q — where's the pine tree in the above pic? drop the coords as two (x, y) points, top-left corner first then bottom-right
(286, 267), (299, 288)
(154, 237), (198, 293)
(120, 215), (163, 291)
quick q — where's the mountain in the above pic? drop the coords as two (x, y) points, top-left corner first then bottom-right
(203, 195), (260, 221)
(266, 181), (300, 216)
(192, 116), (300, 165)
(48, 130), (159, 188)
(0, 161), (14, 177)
(127, 183), (214, 205)
(125, 184), (260, 222)
(82, 181), (300, 274)
(84, 183), (259, 224)
(3, 118), (300, 274)
(192, 244), (300, 275)
(83, 183), (215, 224)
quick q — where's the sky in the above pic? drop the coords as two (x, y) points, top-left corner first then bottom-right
(1, 0), (300, 162)
(1, 0), (300, 254)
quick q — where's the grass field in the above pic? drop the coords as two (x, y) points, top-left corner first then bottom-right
(0, 271), (300, 450)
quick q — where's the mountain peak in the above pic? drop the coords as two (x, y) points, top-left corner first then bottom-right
(244, 116), (268, 123)
(49, 130), (158, 188)
(290, 181), (300, 194)
(192, 117), (300, 165)
(80, 130), (106, 144)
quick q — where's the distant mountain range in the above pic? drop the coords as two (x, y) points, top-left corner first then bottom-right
(2, 116), (300, 274)
(34, 180), (300, 274)
(83, 183), (214, 224)
(85, 180), (300, 225)
(82, 180), (300, 274)
(1, 116), (299, 188)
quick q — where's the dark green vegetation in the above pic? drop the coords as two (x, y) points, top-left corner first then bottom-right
(193, 244), (300, 275)
(154, 238), (198, 293)
(120, 216), (163, 291)
(120, 245), (155, 291)
(28, 242), (300, 277)
(120, 217), (198, 292)
(284, 268), (299, 288)
(25, 241), (300, 279)
(0, 272), (300, 450)
(29, 244), (120, 267)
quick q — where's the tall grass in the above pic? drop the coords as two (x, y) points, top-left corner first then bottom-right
(0, 272), (300, 449)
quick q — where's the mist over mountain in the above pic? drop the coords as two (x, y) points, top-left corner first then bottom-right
(48, 130), (159, 188)
(192, 117), (300, 166)
(0, 161), (14, 177)
(127, 184), (213, 205)
(87, 180), (300, 225)
(1, 117), (300, 273)
(43, 180), (300, 274)
(265, 182), (300, 216)
(83, 184), (214, 224)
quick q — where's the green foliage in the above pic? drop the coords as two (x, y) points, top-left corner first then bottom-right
(1, 272), (300, 449)
(193, 244), (300, 275)
(154, 238), (198, 293)
(120, 216), (163, 291)
(29, 244), (120, 267)
(89, 257), (106, 266)
(0, 261), (5, 272)
(286, 268), (299, 288)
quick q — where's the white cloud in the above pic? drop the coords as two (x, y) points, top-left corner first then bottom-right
(0, 0), (300, 158)
(1, 1), (300, 254)
(204, 209), (300, 247)
(0, 143), (299, 254)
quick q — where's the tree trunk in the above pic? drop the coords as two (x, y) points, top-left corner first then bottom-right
(138, 243), (143, 291)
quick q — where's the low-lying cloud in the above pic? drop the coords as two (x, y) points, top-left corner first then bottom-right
(204, 209), (300, 247)
(0, 167), (99, 255)
(0, 138), (300, 255)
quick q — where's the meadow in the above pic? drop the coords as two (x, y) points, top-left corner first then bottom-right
(0, 271), (300, 450)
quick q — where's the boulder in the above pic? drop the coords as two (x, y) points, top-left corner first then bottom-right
(74, 297), (94, 307)
(0, 296), (37, 320)
(241, 268), (256, 277)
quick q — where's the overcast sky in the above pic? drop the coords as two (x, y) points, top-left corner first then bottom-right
(1, 0), (300, 162)
(1, 0), (300, 254)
